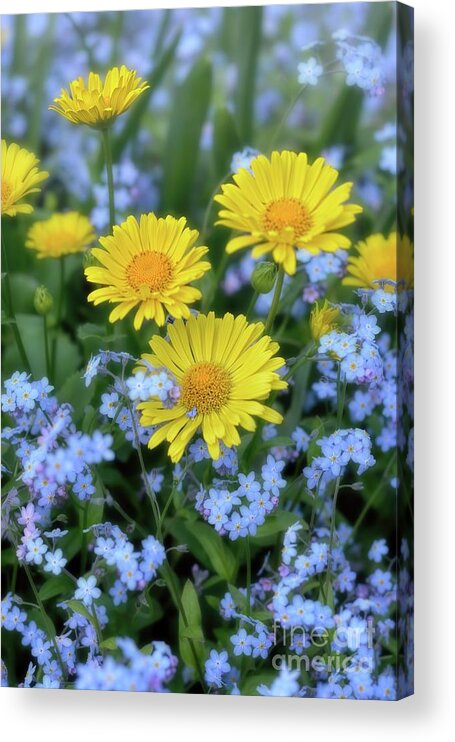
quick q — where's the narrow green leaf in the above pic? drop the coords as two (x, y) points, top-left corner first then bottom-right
(111, 28), (182, 162)
(190, 521), (236, 582)
(58, 371), (95, 421)
(161, 58), (212, 213)
(99, 637), (118, 651)
(65, 599), (96, 626)
(178, 580), (205, 672)
(233, 6), (262, 142)
(39, 574), (74, 602)
(212, 106), (241, 179)
(252, 511), (300, 540)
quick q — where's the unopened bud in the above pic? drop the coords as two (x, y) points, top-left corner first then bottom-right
(33, 285), (53, 316)
(251, 261), (277, 294)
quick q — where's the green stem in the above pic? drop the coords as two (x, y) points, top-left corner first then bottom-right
(159, 482), (177, 531)
(263, 265), (285, 336)
(327, 476), (341, 577)
(101, 126), (116, 230)
(202, 250), (229, 313)
(246, 289), (259, 319)
(200, 171), (229, 243)
(245, 537), (252, 617)
(350, 455), (396, 539)
(336, 363), (347, 427)
(1, 236), (32, 373)
(43, 315), (51, 380)
(51, 257), (65, 381)
(267, 85), (307, 152)
(127, 400), (162, 537)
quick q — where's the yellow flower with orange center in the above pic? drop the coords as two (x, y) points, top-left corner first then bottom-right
(2, 140), (48, 217)
(343, 232), (414, 292)
(49, 66), (149, 127)
(137, 312), (287, 461)
(85, 213), (211, 329)
(215, 150), (363, 275)
(26, 212), (95, 259)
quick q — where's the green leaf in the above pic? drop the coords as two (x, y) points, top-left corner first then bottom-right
(58, 371), (95, 422)
(212, 106), (241, 180)
(189, 521), (237, 582)
(178, 580), (205, 672)
(86, 479), (105, 529)
(257, 435), (294, 453)
(161, 58), (212, 213)
(99, 637), (118, 651)
(2, 315), (80, 385)
(9, 273), (39, 313)
(65, 599), (96, 626)
(76, 322), (106, 341)
(242, 672), (275, 696)
(228, 583), (247, 613)
(252, 511), (301, 541)
(232, 6), (263, 142)
(112, 27), (182, 162)
(39, 574), (74, 602)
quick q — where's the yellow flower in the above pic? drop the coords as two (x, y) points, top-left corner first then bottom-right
(26, 212), (95, 259)
(85, 213), (211, 330)
(215, 150), (362, 275)
(49, 66), (149, 127)
(343, 232), (414, 292)
(310, 300), (340, 341)
(137, 312), (287, 462)
(2, 140), (48, 217)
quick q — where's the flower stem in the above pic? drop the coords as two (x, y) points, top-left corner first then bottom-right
(1, 235), (32, 373)
(336, 362), (347, 427)
(326, 476), (341, 590)
(245, 537), (252, 617)
(43, 315), (51, 380)
(246, 289), (259, 319)
(101, 126), (116, 230)
(263, 265), (285, 336)
(267, 85), (307, 153)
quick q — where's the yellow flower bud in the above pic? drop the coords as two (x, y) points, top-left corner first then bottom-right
(310, 300), (340, 340)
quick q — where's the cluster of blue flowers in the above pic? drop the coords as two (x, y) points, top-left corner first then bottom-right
(1, 373), (113, 573)
(75, 638), (177, 692)
(91, 523), (166, 601)
(194, 454), (286, 540)
(303, 428), (375, 493)
(86, 350), (180, 449)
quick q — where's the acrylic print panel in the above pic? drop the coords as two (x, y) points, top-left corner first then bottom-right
(1, 2), (414, 700)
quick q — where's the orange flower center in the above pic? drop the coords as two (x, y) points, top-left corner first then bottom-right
(263, 198), (312, 235)
(126, 251), (174, 293)
(181, 362), (231, 414)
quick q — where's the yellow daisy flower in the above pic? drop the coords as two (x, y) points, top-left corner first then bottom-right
(49, 66), (149, 127)
(1, 140), (48, 217)
(215, 150), (363, 275)
(310, 300), (340, 341)
(85, 213), (211, 329)
(137, 312), (287, 462)
(26, 212), (95, 259)
(343, 232), (414, 292)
